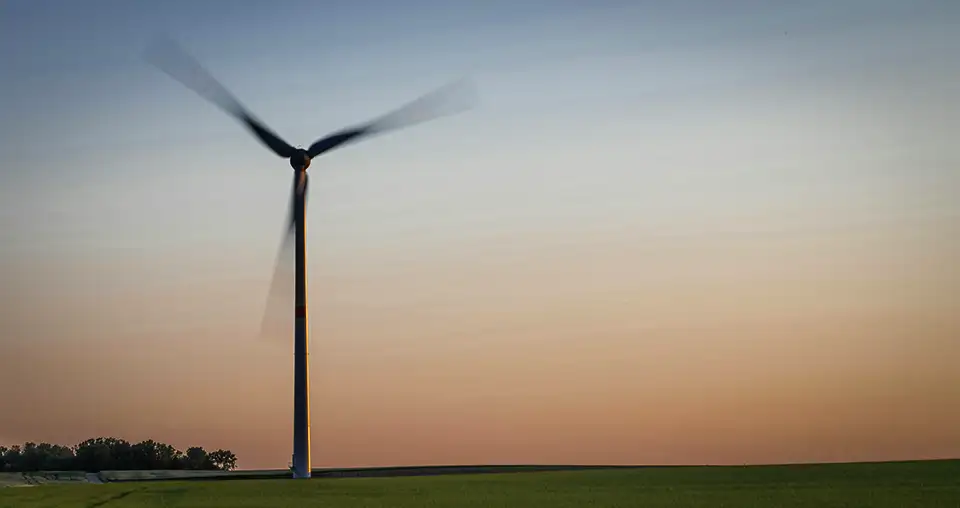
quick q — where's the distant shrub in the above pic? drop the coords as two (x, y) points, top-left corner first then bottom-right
(0, 438), (237, 473)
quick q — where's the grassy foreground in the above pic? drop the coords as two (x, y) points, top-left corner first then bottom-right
(2, 460), (958, 508)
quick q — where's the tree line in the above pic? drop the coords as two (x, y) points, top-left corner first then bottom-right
(0, 437), (237, 472)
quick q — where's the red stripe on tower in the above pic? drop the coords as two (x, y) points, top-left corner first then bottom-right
(295, 306), (307, 318)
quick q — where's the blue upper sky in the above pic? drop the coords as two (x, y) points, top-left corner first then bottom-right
(2, 0), (957, 301)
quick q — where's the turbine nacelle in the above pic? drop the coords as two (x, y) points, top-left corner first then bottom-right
(289, 149), (311, 171)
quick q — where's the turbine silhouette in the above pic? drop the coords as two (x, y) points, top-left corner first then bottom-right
(144, 37), (475, 479)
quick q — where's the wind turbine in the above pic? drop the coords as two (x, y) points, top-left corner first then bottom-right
(145, 38), (474, 479)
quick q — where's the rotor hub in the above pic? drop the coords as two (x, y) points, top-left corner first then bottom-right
(290, 149), (311, 171)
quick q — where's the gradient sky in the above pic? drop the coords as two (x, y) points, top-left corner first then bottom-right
(1, 0), (958, 470)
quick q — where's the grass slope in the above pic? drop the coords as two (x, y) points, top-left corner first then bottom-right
(2, 460), (958, 508)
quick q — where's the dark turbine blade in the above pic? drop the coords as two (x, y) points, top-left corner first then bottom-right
(307, 78), (477, 158)
(259, 172), (307, 342)
(144, 36), (297, 158)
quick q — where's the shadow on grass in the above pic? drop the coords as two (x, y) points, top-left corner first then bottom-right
(84, 488), (141, 508)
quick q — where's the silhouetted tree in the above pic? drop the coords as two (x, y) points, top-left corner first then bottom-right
(4, 446), (23, 472)
(207, 449), (238, 471)
(0, 446), (10, 472)
(73, 438), (118, 473)
(18, 442), (41, 471)
(184, 446), (212, 470)
(36, 443), (74, 471)
(0, 438), (238, 472)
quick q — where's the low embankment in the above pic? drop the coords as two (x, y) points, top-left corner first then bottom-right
(0, 471), (90, 487)
(2, 465), (640, 485)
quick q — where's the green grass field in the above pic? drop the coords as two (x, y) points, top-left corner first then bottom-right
(2, 460), (958, 508)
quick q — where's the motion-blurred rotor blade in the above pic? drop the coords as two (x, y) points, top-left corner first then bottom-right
(144, 36), (297, 159)
(298, 170), (309, 216)
(259, 172), (307, 342)
(307, 78), (477, 158)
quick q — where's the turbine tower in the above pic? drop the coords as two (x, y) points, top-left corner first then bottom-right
(145, 38), (474, 479)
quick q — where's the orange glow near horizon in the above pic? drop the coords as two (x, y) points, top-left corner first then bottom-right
(2, 216), (958, 469)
